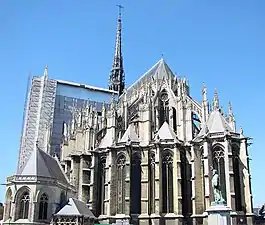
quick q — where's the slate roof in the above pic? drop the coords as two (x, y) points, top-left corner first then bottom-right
(55, 198), (96, 218)
(154, 121), (182, 143)
(193, 109), (233, 142)
(119, 124), (140, 144)
(17, 147), (69, 185)
(98, 131), (114, 149)
(126, 58), (175, 96)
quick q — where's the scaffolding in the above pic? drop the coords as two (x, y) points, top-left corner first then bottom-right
(17, 69), (57, 171)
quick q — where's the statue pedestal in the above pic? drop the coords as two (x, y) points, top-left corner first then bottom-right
(206, 204), (232, 225)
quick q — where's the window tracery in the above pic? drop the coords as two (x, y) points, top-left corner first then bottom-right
(159, 90), (169, 127)
(39, 193), (48, 220)
(232, 145), (242, 211)
(130, 153), (141, 215)
(117, 154), (126, 214)
(19, 191), (30, 219)
(5, 189), (12, 221)
(162, 151), (173, 213)
(212, 146), (226, 202)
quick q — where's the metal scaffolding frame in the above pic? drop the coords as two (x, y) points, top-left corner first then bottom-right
(17, 71), (57, 171)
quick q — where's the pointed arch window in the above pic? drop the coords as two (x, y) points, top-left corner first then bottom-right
(172, 107), (177, 132)
(96, 156), (106, 216)
(38, 193), (48, 220)
(232, 145), (242, 211)
(117, 154), (126, 214)
(5, 189), (12, 220)
(19, 191), (30, 219)
(162, 151), (174, 213)
(159, 90), (169, 127)
(130, 153), (141, 215)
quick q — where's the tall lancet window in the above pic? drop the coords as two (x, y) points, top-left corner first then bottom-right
(172, 107), (177, 133)
(5, 189), (12, 221)
(149, 153), (156, 214)
(192, 112), (201, 138)
(212, 146), (227, 201)
(19, 191), (30, 219)
(162, 151), (174, 213)
(130, 153), (141, 215)
(117, 154), (126, 214)
(159, 90), (169, 127)
(232, 145), (242, 211)
(96, 156), (106, 216)
(38, 193), (48, 220)
(200, 148), (206, 209)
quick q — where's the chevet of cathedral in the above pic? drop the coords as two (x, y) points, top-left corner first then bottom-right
(3, 59), (254, 225)
(59, 59), (253, 225)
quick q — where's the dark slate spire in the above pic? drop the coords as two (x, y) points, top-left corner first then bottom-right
(109, 5), (125, 95)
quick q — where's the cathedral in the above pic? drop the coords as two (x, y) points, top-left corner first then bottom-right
(3, 7), (254, 225)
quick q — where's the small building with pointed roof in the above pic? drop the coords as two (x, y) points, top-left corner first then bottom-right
(2, 147), (76, 225)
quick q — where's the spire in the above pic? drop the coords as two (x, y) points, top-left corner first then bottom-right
(202, 83), (207, 102)
(44, 64), (48, 80)
(109, 5), (125, 95)
(212, 88), (220, 110)
(228, 102), (234, 120)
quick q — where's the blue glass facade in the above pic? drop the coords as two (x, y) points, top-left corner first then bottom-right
(50, 82), (118, 157)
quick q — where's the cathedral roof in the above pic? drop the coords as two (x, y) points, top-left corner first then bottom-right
(155, 121), (182, 143)
(125, 58), (175, 96)
(193, 109), (233, 142)
(17, 147), (69, 185)
(55, 198), (96, 218)
(119, 124), (140, 144)
(98, 131), (114, 149)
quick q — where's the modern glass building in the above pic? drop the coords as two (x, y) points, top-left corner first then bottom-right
(17, 67), (118, 171)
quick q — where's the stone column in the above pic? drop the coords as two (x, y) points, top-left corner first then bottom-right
(203, 141), (211, 209)
(173, 145), (182, 215)
(150, 144), (161, 224)
(139, 148), (149, 225)
(185, 103), (193, 142)
(240, 138), (254, 224)
(78, 155), (84, 201)
(155, 145), (161, 215)
(89, 154), (95, 209)
(191, 145), (206, 224)
(109, 151), (117, 218)
(224, 138), (232, 208)
(124, 152), (131, 216)
(105, 150), (111, 217)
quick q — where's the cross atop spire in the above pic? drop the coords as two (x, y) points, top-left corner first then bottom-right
(109, 5), (125, 95)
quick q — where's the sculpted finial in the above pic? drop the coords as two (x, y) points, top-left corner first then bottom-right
(228, 101), (235, 122)
(240, 127), (243, 135)
(202, 83), (207, 101)
(44, 64), (48, 79)
(212, 88), (219, 110)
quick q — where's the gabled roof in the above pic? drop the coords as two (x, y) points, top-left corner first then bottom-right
(98, 130), (114, 149)
(154, 122), (181, 143)
(17, 148), (69, 185)
(193, 109), (233, 142)
(55, 198), (96, 218)
(126, 59), (175, 96)
(119, 124), (140, 144)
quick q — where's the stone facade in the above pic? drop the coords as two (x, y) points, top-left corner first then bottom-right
(60, 59), (254, 225)
(2, 148), (76, 225)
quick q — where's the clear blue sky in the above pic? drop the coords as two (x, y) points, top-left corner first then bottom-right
(0, 0), (264, 207)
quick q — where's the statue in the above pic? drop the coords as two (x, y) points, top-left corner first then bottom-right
(212, 169), (225, 204)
